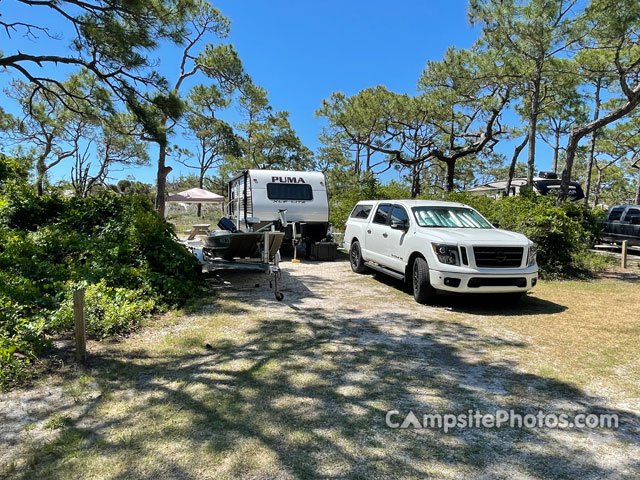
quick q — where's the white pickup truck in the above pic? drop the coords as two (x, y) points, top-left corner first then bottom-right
(343, 200), (538, 303)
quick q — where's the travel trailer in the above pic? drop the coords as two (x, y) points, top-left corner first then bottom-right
(467, 172), (585, 201)
(227, 169), (331, 248)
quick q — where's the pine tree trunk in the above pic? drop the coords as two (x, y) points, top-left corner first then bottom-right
(552, 130), (560, 174)
(635, 168), (640, 205)
(36, 161), (45, 196)
(446, 160), (455, 192)
(560, 133), (580, 202)
(505, 136), (529, 197)
(155, 144), (172, 218)
(593, 169), (603, 207)
(197, 173), (204, 218)
(560, 82), (640, 202)
(354, 143), (361, 177)
(584, 81), (602, 205)
(36, 151), (51, 196)
(527, 65), (543, 186)
(411, 164), (421, 198)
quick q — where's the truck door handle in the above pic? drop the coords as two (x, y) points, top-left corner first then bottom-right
(382, 232), (388, 238)
(367, 229), (371, 234)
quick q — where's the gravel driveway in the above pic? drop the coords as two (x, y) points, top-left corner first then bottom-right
(2, 256), (639, 479)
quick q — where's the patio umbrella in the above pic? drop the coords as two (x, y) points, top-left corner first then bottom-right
(166, 187), (224, 203)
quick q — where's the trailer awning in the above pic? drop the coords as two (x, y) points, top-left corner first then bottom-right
(166, 188), (224, 203)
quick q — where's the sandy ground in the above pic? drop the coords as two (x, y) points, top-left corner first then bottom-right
(1, 257), (639, 479)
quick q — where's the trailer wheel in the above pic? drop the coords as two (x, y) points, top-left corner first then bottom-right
(349, 241), (367, 273)
(275, 292), (284, 301)
(412, 257), (436, 304)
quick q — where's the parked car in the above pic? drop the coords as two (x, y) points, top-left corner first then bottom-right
(466, 171), (585, 201)
(343, 200), (538, 304)
(599, 205), (640, 247)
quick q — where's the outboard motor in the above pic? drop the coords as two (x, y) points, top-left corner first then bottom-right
(217, 217), (239, 233)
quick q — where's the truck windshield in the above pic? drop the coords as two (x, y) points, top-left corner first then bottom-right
(412, 206), (492, 229)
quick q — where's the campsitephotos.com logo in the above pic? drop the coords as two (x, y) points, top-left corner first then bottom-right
(385, 409), (619, 433)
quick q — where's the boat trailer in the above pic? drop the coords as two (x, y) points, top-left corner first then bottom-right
(184, 230), (285, 301)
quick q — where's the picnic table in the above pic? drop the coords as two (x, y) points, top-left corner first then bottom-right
(187, 223), (210, 240)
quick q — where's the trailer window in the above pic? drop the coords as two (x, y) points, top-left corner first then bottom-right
(350, 204), (373, 219)
(266, 183), (313, 201)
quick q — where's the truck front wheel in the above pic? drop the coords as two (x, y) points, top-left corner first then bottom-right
(412, 257), (436, 304)
(349, 241), (368, 273)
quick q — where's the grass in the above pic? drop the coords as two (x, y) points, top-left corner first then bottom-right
(43, 415), (73, 431)
(3, 263), (639, 479)
(63, 375), (94, 403)
(446, 278), (640, 400)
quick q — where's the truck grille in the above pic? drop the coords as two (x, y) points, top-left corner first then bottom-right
(473, 247), (523, 268)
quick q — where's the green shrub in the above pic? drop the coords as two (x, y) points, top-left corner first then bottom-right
(0, 193), (201, 305)
(0, 154), (30, 187)
(0, 183), (67, 231)
(52, 281), (157, 338)
(0, 300), (47, 390)
(0, 190), (203, 388)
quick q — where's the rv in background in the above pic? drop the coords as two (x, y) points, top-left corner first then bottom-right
(466, 171), (585, 201)
(227, 169), (331, 250)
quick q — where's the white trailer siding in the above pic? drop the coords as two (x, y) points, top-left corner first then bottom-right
(229, 169), (329, 224)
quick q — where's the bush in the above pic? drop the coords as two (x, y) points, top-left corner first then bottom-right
(0, 189), (202, 388)
(52, 281), (156, 338)
(0, 301), (47, 390)
(0, 192), (200, 305)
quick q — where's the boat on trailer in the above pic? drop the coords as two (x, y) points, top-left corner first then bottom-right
(182, 218), (286, 301)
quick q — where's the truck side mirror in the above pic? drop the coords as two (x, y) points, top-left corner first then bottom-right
(630, 217), (640, 225)
(390, 219), (408, 230)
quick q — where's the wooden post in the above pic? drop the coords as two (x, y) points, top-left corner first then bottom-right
(621, 240), (628, 269)
(73, 288), (87, 364)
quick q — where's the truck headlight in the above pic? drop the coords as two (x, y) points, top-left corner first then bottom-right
(432, 244), (460, 266)
(527, 243), (538, 267)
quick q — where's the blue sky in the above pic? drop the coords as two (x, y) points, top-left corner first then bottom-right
(1, 0), (555, 186)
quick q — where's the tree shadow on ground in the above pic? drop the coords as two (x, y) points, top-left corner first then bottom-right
(11, 295), (639, 479)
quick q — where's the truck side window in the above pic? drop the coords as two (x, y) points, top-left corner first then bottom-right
(623, 208), (640, 222)
(391, 205), (408, 224)
(350, 204), (373, 219)
(608, 207), (626, 221)
(372, 204), (392, 225)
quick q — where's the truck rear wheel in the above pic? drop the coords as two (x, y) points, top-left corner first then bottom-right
(349, 241), (368, 273)
(412, 257), (436, 304)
